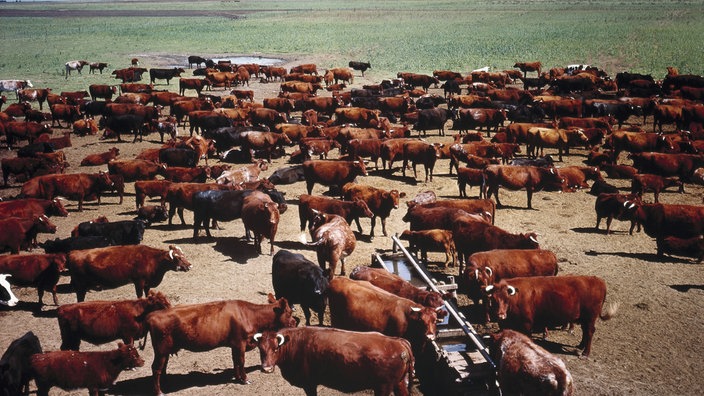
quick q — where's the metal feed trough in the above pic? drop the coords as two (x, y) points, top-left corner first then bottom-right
(372, 235), (498, 395)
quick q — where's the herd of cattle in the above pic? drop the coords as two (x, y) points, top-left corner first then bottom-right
(0, 54), (703, 395)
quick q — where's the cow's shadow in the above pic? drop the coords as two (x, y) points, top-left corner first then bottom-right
(212, 237), (259, 263)
(584, 250), (694, 264)
(669, 284), (704, 292)
(571, 227), (607, 235)
(532, 337), (581, 357)
(111, 367), (259, 395)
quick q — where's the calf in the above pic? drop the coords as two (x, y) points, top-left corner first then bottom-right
(304, 212), (356, 279)
(268, 164), (305, 184)
(457, 166), (485, 198)
(242, 191), (281, 255)
(402, 141), (442, 182)
(658, 236), (704, 262)
(0, 216), (57, 254)
(57, 290), (171, 350)
(253, 327), (413, 396)
(30, 343), (144, 396)
(135, 205), (168, 224)
(490, 329), (574, 396)
(341, 182), (405, 237)
(298, 194), (373, 233)
(0, 331), (42, 396)
(272, 249), (329, 325)
(72, 219), (146, 246)
(350, 265), (446, 308)
(631, 173), (683, 203)
(42, 235), (113, 254)
(399, 229), (457, 269)
(0, 253), (66, 306)
(79, 147), (120, 166)
(145, 294), (295, 392)
(134, 180), (172, 209)
(594, 193), (641, 235)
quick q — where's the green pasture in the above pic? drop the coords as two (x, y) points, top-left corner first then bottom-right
(0, 0), (702, 93)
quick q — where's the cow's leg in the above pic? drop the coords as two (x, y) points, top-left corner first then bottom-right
(306, 181), (314, 195)
(369, 216), (377, 237)
(526, 188), (533, 209)
(231, 345), (250, 384)
(178, 208), (186, 225)
(134, 282), (146, 298)
(152, 353), (169, 396)
(302, 305), (312, 326)
(303, 385), (318, 396)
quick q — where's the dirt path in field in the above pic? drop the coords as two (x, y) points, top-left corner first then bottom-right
(0, 51), (703, 396)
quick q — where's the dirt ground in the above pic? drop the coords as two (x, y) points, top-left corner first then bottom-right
(1, 54), (703, 396)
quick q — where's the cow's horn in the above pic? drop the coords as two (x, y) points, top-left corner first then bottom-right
(484, 285), (494, 293)
(435, 306), (445, 312)
(169, 249), (174, 260)
(507, 286), (517, 296)
(485, 267), (492, 276)
(529, 235), (539, 244)
(474, 269), (479, 280)
(410, 306), (422, 312)
(253, 333), (262, 343)
(276, 334), (285, 346)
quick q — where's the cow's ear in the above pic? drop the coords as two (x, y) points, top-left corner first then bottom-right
(267, 293), (277, 304)
(399, 191), (407, 198)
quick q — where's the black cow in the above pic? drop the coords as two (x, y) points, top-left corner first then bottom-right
(267, 165), (306, 185)
(149, 68), (185, 85)
(0, 331), (42, 396)
(73, 220), (146, 245)
(414, 107), (454, 136)
(99, 114), (145, 143)
(42, 236), (113, 254)
(17, 142), (55, 158)
(509, 155), (555, 168)
(272, 250), (329, 326)
(348, 61), (371, 76)
(192, 188), (287, 238)
(188, 56), (209, 69)
(158, 148), (198, 168)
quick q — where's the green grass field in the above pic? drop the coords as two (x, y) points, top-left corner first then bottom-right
(1, 0), (702, 92)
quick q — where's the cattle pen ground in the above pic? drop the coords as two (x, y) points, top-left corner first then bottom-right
(1, 1), (704, 396)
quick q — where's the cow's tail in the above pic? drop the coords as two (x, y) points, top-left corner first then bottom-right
(139, 327), (150, 351)
(600, 301), (620, 321)
(401, 339), (415, 392)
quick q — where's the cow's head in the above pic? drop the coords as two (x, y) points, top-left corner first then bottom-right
(49, 198), (69, 217)
(116, 342), (145, 370)
(0, 275), (19, 307)
(267, 293), (297, 329)
(484, 280), (517, 320)
(407, 305), (446, 341)
(352, 199), (374, 219)
(252, 331), (288, 373)
(353, 156), (368, 176)
(35, 215), (57, 234)
(167, 245), (191, 272)
(145, 290), (172, 310)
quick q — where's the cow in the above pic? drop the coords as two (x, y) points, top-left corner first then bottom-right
(594, 193), (642, 235)
(215, 161), (269, 185)
(448, 143), (504, 174)
(17, 88), (51, 110)
(57, 290), (171, 351)
(107, 159), (164, 183)
(178, 77), (211, 96)
(187, 55), (208, 68)
(298, 194), (374, 233)
(514, 61), (542, 78)
(30, 342), (144, 396)
(67, 245), (191, 302)
(240, 130), (292, 161)
(149, 67), (185, 85)
(328, 67), (354, 85)
(161, 166), (211, 183)
(271, 249), (329, 326)
(334, 107), (380, 128)
(302, 158), (367, 195)
(457, 167), (486, 198)
(624, 202), (704, 255)
(327, 277), (445, 353)
(452, 108), (507, 136)
(348, 61), (372, 76)
(72, 117), (99, 136)
(607, 131), (675, 161)
(527, 127), (589, 161)
(80, 147), (119, 166)
(484, 275), (618, 357)
(99, 113), (146, 143)
(631, 173), (683, 203)
(0, 80), (32, 98)
(399, 229), (457, 269)
(280, 81), (322, 94)
(483, 165), (565, 209)
(290, 63), (318, 75)
(490, 329), (574, 396)
(4, 121), (52, 149)
(406, 198), (496, 226)
(653, 103), (684, 132)
(414, 107), (454, 136)
(88, 62), (108, 74)
(268, 164), (306, 185)
(20, 172), (114, 211)
(0, 331), (42, 396)
(241, 190), (281, 255)
(629, 152), (704, 185)
(304, 211), (356, 279)
(1, 157), (57, 186)
(0, 253), (66, 306)
(135, 205), (169, 225)
(588, 179), (619, 196)
(72, 219), (146, 246)
(658, 235), (704, 262)
(254, 327), (413, 396)
(462, 249), (558, 309)
(452, 217), (540, 271)
(0, 275), (19, 307)
(350, 265), (446, 308)
(555, 165), (602, 191)
(112, 67), (147, 83)
(0, 198), (68, 219)
(158, 147), (199, 168)
(64, 60), (89, 79)
(341, 182), (405, 237)
(134, 180), (172, 209)
(401, 141), (443, 182)
(145, 294), (296, 392)
(41, 235), (113, 254)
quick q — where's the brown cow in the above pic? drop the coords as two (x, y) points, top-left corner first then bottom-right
(298, 194), (374, 233)
(623, 202), (704, 255)
(401, 141), (443, 182)
(453, 108), (507, 136)
(304, 212), (356, 279)
(4, 121), (52, 149)
(631, 173), (683, 203)
(513, 61), (542, 77)
(1, 157), (57, 186)
(327, 277), (446, 352)
(161, 166), (211, 183)
(17, 88), (51, 110)
(457, 166), (485, 198)
(72, 118), (99, 136)
(629, 152), (704, 185)
(0, 216), (56, 254)
(80, 147), (120, 166)
(0, 253), (66, 306)
(134, 180), (172, 209)
(348, 265), (445, 308)
(341, 182), (405, 237)
(408, 198), (496, 224)
(594, 193), (641, 235)
(607, 131), (675, 161)
(556, 165), (602, 191)
(448, 142), (503, 174)
(484, 276), (618, 357)
(164, 182), (235, 225)
(334, 107), (381, 128)
(399, 229), (457, 269)
(658, 235), (704, 262)
(302, 158), (367, 195)
(57, 290), (171, 350)
(490, 329), (574, 396)
(67, 245), (191, 302)
(280, 81), (321, 94)
(107, 159), (165, 182)
(0, 198), (68, 219)
(483, 164), (565, 209)
(20, 172), (114, 211)
(145, 294), (295, 391)
(178, 77), (211, 96)
(290, 63), (318, 75)
(527, 127), (588, 161)
(242, 190), (281, 255)
(253, 327), (413, 396)
(88, 84), (117, 101)
(30, 343), (144, 396)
